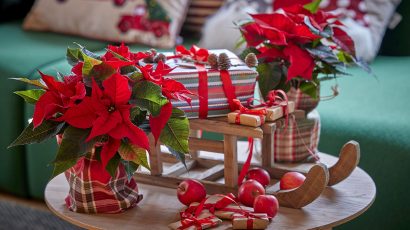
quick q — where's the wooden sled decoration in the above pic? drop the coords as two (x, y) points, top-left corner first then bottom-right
(134, 116), (328, 209)
(267, 136), (360, 187)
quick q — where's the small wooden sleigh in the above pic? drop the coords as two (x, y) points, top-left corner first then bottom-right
(134, 110), (360, 209)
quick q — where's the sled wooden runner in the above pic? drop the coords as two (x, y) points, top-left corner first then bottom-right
(134, 116), (329, 209)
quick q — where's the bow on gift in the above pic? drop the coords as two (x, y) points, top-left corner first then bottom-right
(232, 212), (268, 229)
(174, 45), (209, 62)
(248, 89), (290, 129)
(233, 99), (267, 125)
(184, 193), (237, 215)
(178, 212), (219, 230)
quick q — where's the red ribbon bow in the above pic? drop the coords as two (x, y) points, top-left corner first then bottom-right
(175, 45), (209, 62)
(178, 213), (218, 230)
(233, 99), (266, 125)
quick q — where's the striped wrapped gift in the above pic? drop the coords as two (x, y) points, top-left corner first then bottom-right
(165, 49), (258, 118)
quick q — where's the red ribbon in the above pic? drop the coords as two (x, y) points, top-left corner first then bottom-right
(232, 212), (266, 229)
(248, 90), (290, 129)
(172, 45), (238, 118)
(178, 213), (218, 230)
(233, 99), (266, 125)
(238, 137), (254, 186)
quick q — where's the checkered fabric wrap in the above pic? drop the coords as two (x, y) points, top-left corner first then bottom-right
(64, 154), (143, 214)
(287, 87), (320, 113)
(166, 49), (258, 118)
(274, 114), (320, 162)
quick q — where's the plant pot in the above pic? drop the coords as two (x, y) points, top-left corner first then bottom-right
(274, 111), (320, 163)
(287, 86), (320, 114)
(64, 152), (143, 213)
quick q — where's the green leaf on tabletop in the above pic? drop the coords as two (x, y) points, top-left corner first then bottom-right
(159, 108), (190, 166)
(131, 81), (168, 116)
(304, 0), (322, 13)
(10, 78), (47, 89)
(8, 120), (65, 148)
(66, 47), (82, 66)
(118, 141), (150, 170)
(123, 161), (140, 181)
(299, 81), (319, 99)
(52, 127), (96, 163)
(105, 153), (121, 178)
(14, 89), (45, 104)
(257, 62), (285, 98)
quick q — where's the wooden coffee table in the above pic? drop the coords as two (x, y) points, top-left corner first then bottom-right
(45, 153), (375, 230)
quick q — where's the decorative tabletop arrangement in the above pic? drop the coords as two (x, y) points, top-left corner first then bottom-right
(9, 44), (192, 213)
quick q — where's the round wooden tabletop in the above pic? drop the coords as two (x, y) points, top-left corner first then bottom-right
(45, 153), (376, 230)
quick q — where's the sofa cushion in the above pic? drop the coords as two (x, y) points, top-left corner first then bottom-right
(24, 0), (190, 48)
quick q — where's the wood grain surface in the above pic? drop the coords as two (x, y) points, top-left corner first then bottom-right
(45, 153), (375, 230)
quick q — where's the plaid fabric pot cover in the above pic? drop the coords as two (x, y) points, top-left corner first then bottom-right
(287, 87), (320, 114)
(274, 112), (320, 162)
(64, 153), (143, 213)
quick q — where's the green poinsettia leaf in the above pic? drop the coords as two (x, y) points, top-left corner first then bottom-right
(257, 62), (286, 98)
(166, 146), (187, 168)
(89, 62), (116, 81)
(52, 127), (95, 163)
(82, 53), (102, 77)
(304, 0), (322, 13)
(131, 81), (168, 116)
(51, 159), (77, 179)
(66, 47), (82, 66)
(123, 161), (140, 181)
(128, 71), (144, 81)
(14, 89), (45, 104)
(118, 141), (150, 170)
(160, 107), (190, 165)
(299, 81), (319, 99)
(74, 43), (101, 60)
(105, 153), (121, 178)
(8, 121), (65, 148)
(10, 78), (47, 89)
(131, 107), (148, 125)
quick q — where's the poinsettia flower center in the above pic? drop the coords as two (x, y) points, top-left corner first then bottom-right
(107, 105), (116, 113)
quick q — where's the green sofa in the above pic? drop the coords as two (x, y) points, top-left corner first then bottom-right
(1, 3), (409, 229)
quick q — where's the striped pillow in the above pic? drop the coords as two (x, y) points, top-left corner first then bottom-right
(182, 0), (225, 35)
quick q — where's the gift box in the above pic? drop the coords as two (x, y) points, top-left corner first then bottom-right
(168, 211), (222, 230)
(165, 49), (258, 119)
(274, 112), (320, 162)
(187, 195), (254, 220)
(232, 213), (270, 229)
(227, 111), (265, 127)
(264, 101), (295, 122)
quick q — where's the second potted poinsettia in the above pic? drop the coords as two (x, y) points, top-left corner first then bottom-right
(239, 0), (370, 112)
(9, 44), (192, 213)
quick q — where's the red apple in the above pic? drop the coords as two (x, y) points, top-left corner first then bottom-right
(177, 179), (206, 206)
(246, 168), (271, 187)
(280, 172), (306, 190)
(238, 179), (265, 207)
(253, 195), (279, 219)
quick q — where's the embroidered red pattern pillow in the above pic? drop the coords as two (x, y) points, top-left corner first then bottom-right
(24, 0), (190, 48)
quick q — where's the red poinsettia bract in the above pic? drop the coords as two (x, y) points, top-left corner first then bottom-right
(61, 73), (149, 168)
(33, 72), (85, 128)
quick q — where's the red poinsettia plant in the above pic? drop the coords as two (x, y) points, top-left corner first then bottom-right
(9, 44), (191, 178)
(239, 0), (370, 99)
